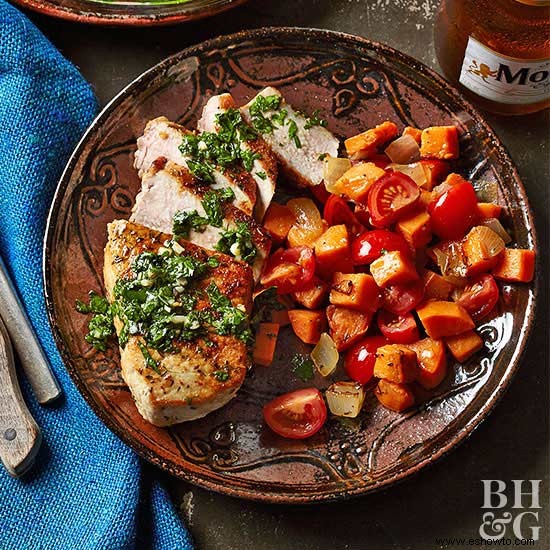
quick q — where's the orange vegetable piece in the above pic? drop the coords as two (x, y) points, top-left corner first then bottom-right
(408, 338), (447, 389)
(260, 262), (301, 288)
(287, 198), (325, 247)
(370, 250), (419, 288)
(443, 172), (469, 187)
(416, 300), (475, 339)
(403, 126), (422, 144)
(314, 224), (353, 280)
(271, 307), (290, 327)
(419, 190), (433, 208)
(292, 277), (329, 310)
(329, 272), (381, 312)
(419, 159), (450, 190)
(326, 305), (372, 351)
(422, 269), (455, 300)
(344, 121), (399, 160)
(262, 203), (296, 245)
(333, 162), (385, 202)
(288, 310), (327, 345)
(396, 210), (432, 249)
(462, 225), (503, 276)
(492, 248), (535, 283)
(253, 323), (280, 367)
(477, 202), (502, 220)
(420, 126), (459, 160)
(373, 344), (417, 383)
(445, 330), (483, 363)
(374, 379), (415, 412)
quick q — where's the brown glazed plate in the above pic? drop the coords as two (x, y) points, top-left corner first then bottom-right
(44, 28), (538, 503)
(12, 0), (247, 26)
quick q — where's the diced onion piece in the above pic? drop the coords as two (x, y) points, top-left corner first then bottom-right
(385, 134), (420, 164)
(311, 333), (339, 377)
(323, 156), (352, 193)
(474, 180), (499, 203)
(471, 225), (506, 258)
(388, 162), (427, 188)
(482, 218), (512, 244)
(433, 242), (468, 278)
(286, 198), (325, 247)
(325, 381), (365, 418)
(432, 181), (452, 198)
(171, 241), (185, 255)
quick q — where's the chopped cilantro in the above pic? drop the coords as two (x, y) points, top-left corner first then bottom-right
(213, 368), (230, 382)
(201, 188), (235, 228)
(137, 341), (161, 374)
(271, 109), (288, 126)
(380, 248), (388, 255)
(318, 153), (328, 161)
(304, 109), (328, 130)
(256, 171), (267, 180)
(291, 354), (315, 382)
(215, 222), (257, 264)
(241, 149), (261, 172)
(76, 292), (114, 351)
(286, 119), (301, 148)
(172, 210), (209, 238)
(248, 94), (282, 135)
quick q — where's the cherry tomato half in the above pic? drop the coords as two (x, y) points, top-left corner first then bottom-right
(310, 184), (331, 205)
(456, 274), (499, 321)
(367, 171), (420, 228)
(263, 388), (327, 439)
(428, 181), (479, 240)
(324, 195), (364, 236)
(260, 246), (315, 294)
(382, 280), (425, 315)
(377, 310), (420, 344)
(352, 229), (411, 265)
(344, 335), (389, 384)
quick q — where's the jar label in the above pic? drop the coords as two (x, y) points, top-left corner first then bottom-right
(459, 36), (550, 104)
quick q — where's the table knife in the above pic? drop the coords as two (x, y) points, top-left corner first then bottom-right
(0, 314), (42, 477)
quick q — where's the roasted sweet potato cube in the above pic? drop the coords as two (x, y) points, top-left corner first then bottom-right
(375, 379), (415, 412)
(419, 159), (450, 190)
(403, 126), (422, 144)
(329, 272), (381, 311)
(288, 309), (327, 345)
(445, 330), (483, 362)
(373, 344), (417, 383)
(477, 202), (502, 220)
(408, 338), (447, 389)
(314, 224), (353, 280)
(420, 126), (459, 160)
(262, 203), (296, 245)
(443, 172), (469, 187)
(370, 250), (419, 288)
(253, 323), (280, 367)
(463, 226), (503, 276)
(344, 121), (399, 160)
(492, 248), (535, 283)
(326, 305), (371, 351)
(396, 210), (432, 249)
(333, 162), (385, 202)
(422, 269), (455, 300)
(292, 277), (329, 309)
(416, 300), (475, 339)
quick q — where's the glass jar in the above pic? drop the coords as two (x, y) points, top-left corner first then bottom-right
(434, 0), (550, 115)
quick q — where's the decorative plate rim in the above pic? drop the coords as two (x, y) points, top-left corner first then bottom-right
(43, 27), (539, 503)
(12, 0), (248, 26)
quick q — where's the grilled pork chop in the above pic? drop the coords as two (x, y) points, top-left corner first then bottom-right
(134, 116), (257, 216)
(198, 93), (278, 221)
(104, 219), (253, 426)
(130, 158), (271, 282)
(240, 87), (339, 188)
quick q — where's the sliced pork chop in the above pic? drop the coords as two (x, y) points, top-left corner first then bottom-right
(198, 93), (278, 222)
(104, 219), (253, 427)
(134, 116), (257, 216)
(130, 158), (270, 282)
(240, 87), (339, 189)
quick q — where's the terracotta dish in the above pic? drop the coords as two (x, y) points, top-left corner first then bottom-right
(12, 0), (247, 26)
(44, 28), (537, 503)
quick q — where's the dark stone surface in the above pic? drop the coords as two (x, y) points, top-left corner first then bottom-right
(24, 1), (548, 548)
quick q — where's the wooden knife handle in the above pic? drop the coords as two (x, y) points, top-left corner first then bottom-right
(0, 314), (41, 477)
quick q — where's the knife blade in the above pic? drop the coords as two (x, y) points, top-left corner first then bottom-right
(0, 314), (42, 477)
(0, 254), (61, 404)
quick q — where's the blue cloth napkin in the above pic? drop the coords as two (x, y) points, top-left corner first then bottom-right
(0, 3), (194, 548)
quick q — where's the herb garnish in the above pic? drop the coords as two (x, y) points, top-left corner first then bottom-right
(213, 368), (230, 382)
(137, 341), (161, 374)
(291, 353), (315, 382)
(286, 119), (301, 149)
(248, 94), (282, 134)
(318, 153), (328, 161)
(172, 210), (209, 238)
(304, 109), (328, 130)
(178, 108), (261, 182)
(201, 187), (235, 227)
(215, 222), (257, 264)
(76, 292), (113, 351)
(256, 171), (267, 180)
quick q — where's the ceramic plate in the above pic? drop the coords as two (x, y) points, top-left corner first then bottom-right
(13, 0), (247, 26)
(44, 28), (537, 503)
